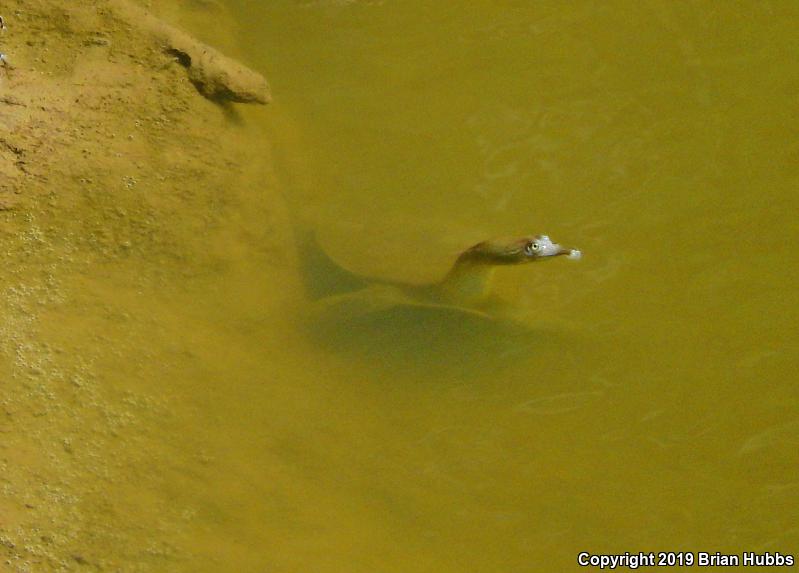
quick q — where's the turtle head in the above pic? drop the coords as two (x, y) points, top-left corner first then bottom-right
(440, 234), (581, 303)
(461, 235), (581, 266)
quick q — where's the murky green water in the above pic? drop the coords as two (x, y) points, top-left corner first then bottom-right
(227, 1), (798, 569)
(5, 1), (798, 571)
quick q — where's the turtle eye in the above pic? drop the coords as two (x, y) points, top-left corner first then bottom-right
(525, 241), (540, 255)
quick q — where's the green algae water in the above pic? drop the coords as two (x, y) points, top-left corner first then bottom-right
(3, 1), (798, 571)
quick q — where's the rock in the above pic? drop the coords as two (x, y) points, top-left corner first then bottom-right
(110, 0), (271, 104)
(167, 28), (271, 104)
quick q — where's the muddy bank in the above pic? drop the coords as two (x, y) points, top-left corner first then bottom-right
(0, 1), (291, 570)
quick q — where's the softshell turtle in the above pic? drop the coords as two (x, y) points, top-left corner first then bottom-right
(301, 233), (582, 326)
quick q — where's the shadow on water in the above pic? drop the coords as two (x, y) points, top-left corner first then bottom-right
(305, 303), (582, 381)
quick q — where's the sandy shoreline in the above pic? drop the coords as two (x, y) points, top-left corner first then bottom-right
(0, 1), (286, 570)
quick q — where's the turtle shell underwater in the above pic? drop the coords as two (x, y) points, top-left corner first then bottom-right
(295, 231), (582, 369)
